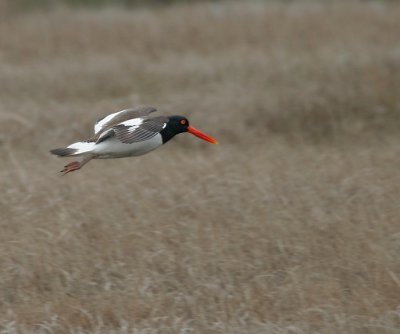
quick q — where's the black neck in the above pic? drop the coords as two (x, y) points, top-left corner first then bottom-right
(160, 126), (177, 144)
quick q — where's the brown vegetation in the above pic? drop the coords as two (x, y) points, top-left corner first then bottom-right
(1, 1), (400, 333)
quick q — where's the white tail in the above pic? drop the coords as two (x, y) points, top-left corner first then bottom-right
(67, 141), (96, 155)
(50, 141), (95, 157)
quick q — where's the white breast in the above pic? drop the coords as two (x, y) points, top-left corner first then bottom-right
(92, 134), (163, 159)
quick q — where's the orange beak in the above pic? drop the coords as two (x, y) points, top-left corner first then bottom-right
(187, 126), (218, 144)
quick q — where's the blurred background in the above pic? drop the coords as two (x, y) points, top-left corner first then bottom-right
(1, 0), (400, 333)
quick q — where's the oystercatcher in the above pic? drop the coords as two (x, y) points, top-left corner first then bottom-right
(50, 106), (218, 174)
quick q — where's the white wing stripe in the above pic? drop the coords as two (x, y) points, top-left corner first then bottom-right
(120, 118), (144, 127)
(96, 128), (114, 142)
(94, 110), (124, 134)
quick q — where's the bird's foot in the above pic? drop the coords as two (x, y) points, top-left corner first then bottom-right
(61, 161), (81, 175)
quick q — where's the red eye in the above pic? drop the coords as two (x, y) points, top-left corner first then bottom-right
(180, 120), (187, 125)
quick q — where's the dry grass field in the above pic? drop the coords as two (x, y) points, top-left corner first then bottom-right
(1, 1), (400, 332)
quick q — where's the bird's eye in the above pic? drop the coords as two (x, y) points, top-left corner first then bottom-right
(180, 120), (187, 125)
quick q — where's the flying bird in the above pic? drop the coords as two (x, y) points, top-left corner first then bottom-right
(50, 106), (218, 174)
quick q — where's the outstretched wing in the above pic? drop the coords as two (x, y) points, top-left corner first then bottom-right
(94, 106), (157, 135)
(112, 116), (168, 144)
(94, 116), (168, 144)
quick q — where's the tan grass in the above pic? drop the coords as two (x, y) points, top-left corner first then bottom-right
(1, 1), (400, 333)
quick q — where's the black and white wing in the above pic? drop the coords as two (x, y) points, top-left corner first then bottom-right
(94, 106), (157, 135)
(95, 116), (168, 144)
(112, 116), (168, 144)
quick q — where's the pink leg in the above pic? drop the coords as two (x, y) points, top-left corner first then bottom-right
(61, 156), (93, 175)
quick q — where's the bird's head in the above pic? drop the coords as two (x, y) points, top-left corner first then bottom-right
(167, 115), (218, 144)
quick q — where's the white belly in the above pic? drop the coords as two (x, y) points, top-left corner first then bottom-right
(92, 134), (163, 159)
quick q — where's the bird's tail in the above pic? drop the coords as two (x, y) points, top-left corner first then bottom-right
(50, 141), (95, 157)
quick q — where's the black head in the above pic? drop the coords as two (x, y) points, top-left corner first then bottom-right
(160, 115), (189, 143)
(167, 115), (190, 133)
(160, 115), (218, 145)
